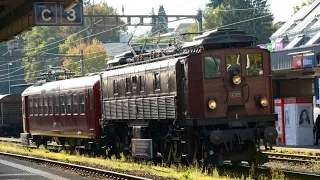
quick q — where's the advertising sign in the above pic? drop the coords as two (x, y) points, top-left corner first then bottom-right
(302, 53), (315, 68)
(292, 55), (302, 69)
(274, 98), (285, 144)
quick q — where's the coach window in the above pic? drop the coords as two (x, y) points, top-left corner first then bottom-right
(139, 75), (145, 92)
(126, 77), (131, 93)
(48, 96), (53, 115)
(29, 97), (33, 116)
(246, 54), (263, 76)
(60, 95), (65, 114)
(89, 90), (93, 110)
(67, 95), (72, 114)
(204, 55), (221, 78)
(73, 94), (78, 114)
(113, 80), (118, 94)
(154, 73), (160, 90)
(34, 97), (38, 115)
(79, 93), (85, 114)
(43, 97), (48, 115)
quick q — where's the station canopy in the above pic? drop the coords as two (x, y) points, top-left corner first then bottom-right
(0, 0), (77, 43)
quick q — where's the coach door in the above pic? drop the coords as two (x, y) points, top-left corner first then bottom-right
(225, 54), (245, 106)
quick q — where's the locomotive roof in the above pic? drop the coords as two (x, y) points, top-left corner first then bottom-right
(102, 56), (185, 78)
(22, 75), (100, 96)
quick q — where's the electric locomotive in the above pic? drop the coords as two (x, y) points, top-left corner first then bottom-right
(21, 28), (278, 167)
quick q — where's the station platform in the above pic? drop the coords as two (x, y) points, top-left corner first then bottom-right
(261, 144), (320, 155)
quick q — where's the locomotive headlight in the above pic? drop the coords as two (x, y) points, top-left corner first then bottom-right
(232, 75), (241, 85)
(260, 97), (268, 107)
(208, 100), (217, 110)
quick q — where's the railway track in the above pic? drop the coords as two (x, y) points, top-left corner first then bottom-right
(0, 151), (152, 180)
(2, 137), (320, 179)
(264, 152), (320, 163)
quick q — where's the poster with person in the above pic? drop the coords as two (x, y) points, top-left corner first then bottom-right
(298, 105), (313, 127)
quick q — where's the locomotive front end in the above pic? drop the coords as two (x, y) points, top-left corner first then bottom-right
(184, 29), (278, 167)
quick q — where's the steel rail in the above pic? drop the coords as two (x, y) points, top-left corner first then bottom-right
(0, 151), (151, 180)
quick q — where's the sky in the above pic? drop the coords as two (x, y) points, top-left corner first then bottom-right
(91, 0), (307, 35)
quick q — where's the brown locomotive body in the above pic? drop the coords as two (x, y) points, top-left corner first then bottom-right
(21, 28), (277, 167)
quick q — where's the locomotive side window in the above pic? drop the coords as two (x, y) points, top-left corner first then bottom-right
(204, 56), (221, 78)
(126, 77), (131, 93)
(132, 76), (137, 93)
(154, 73), (160, 90)
(39, 97), (43, 115)
(73, 94), (78, 114)
(67, 95), (71, 114)
(60, 95), (65, 114)
(139, 75), (145, 92)
(48, 96), (53, 115)
(55, 96), (59, 115)
(89, 90), (93, 110)
(34, 97), (38, 115)
(43, 97), (48, 115)
(29, 97), (33, 116)
(113, 80), (118, 94)
(79, 93), (85, 114)
(246, 54), (263, 76)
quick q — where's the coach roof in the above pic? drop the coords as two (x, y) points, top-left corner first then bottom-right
(22, 75), (100, 96)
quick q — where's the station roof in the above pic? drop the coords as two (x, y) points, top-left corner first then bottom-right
(0, 0), (76, 43)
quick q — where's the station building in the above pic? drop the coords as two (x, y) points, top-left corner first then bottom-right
(268, 1), (320, 145)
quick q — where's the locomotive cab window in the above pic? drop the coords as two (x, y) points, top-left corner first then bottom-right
(67, 95), (71, 114)
(154, 73), (160, 90)
(48, 96), (53, 115)
(55, 96), (59, 115)
(34, 98), (38, 115)
(39, 97), (43, 115)
(246, 54), (263, 76)
(132, 76), (137, 93)
(60, 95), (65, 114)
(204, 55), (221, 78)
(43, 97), (48, 115)
(73, 94), (78, 114)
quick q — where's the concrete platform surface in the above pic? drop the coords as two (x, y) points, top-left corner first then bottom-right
(0, 154), (89, 180)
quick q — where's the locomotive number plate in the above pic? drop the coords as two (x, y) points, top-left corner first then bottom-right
(229, 91), (241, 98)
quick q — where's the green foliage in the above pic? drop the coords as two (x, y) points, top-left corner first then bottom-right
(293, 0), (315, 14)
(206, 0), (275, 44)
(63, 39), (110, 75)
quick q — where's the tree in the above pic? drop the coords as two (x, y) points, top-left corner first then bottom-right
(150, 7), (157, 33)
(63, 39), (110, 75)
(155, 5), (169, 34)
(206, 0), (275, 44)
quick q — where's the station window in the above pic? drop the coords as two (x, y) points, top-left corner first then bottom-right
(43, 97), (48, 115)
(29, 97), (33, 116)
(126, 77), (131, 93)
(67, 95), (71, 114)
(55, 96), (59, 115)
(34, 98), (38, 115)
(48, 96), (53, 115)
(139, 75), (145, 92)
(154, 73), (160, 90)
(73, 94), (78, 114)
(246, 54), (263, 76)
(204, 55), (221, 78)
(79, 93), (85, 114)
(113, 80), (118, 94)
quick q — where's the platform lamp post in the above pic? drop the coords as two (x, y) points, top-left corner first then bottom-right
(8, 62), (12, 94)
